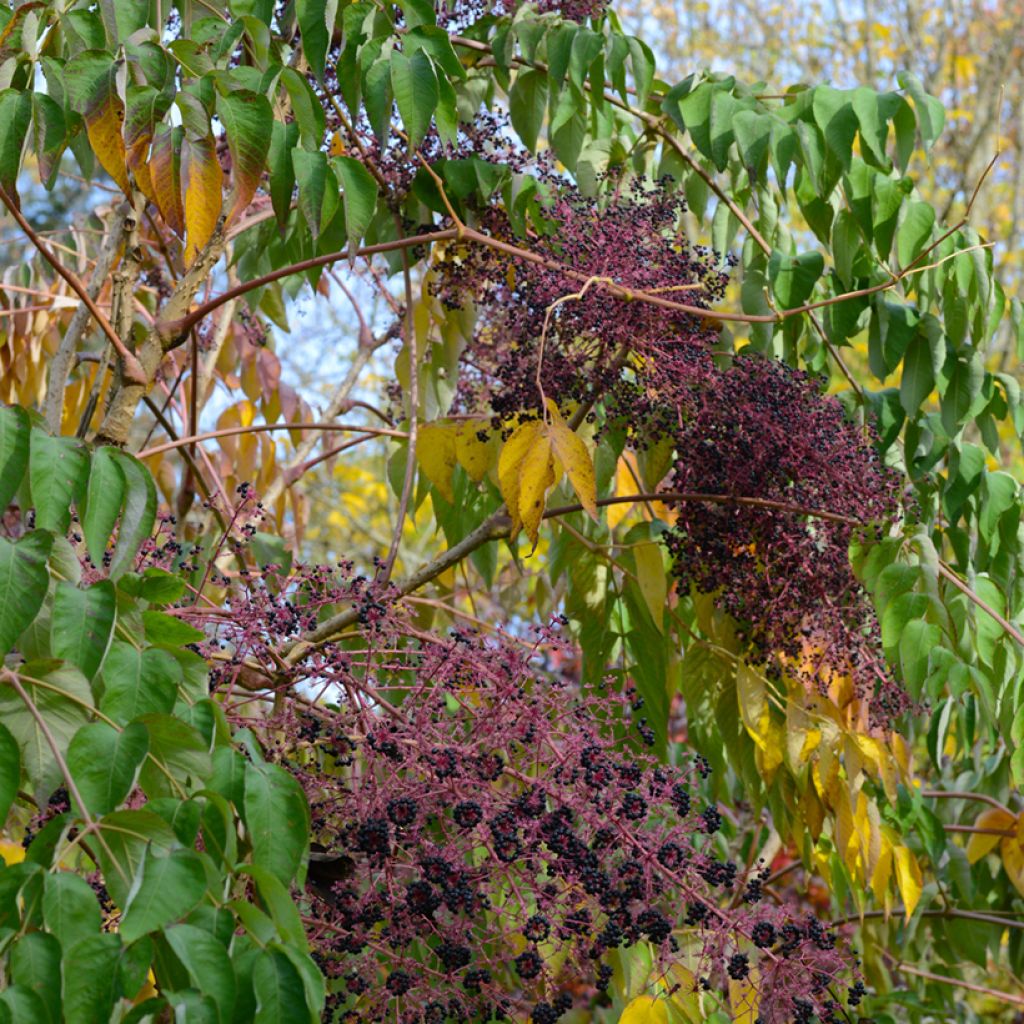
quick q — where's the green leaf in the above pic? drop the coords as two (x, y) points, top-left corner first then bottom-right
(896, 199), (935, 268)
(95, 809), (177, 907)
(253, 948), (312, 1024)
(812, 85), (857, 170)
(980, 471), (1018, 542)
(67, 721), (149, 817)
(333, 155), (378, 260)
(897, 71), (945, 149)
(940, 351), (984, 436)
(297, 0), (336, 80)
(391, 48), (438, 150)
(0, 531), (52, 656)
(43, 871), (102, 951)
(768, 249), (824, 309)
(0, 662), (92, 802)
(0, 89), (33, 204)
(164, 923), (237, 1022)
(238, 865), (308, 951)
(108, 451), (156, 579)
(137, 713), (212, 799)
(851, 86), (889, 167)
(292, 148), (328, 239)
(900, 332), (936, 416)
(0, 405), (29, 512)
(216, 88), (273, 225)
(29, 432), (90, 535)
(62, 933), (123, 1024)
(0, 722), (19, 828)
(10, 932), (61, 1024)
(142, 609), (205, 647)
(267, 120), (299, 229)
(243, 761), (310, 886)
(509, 69), (547, 153)
(119, 846), (208, 943)
(99, 642), (181, 725)
(363, 56), (394, 144)
(0, 986), (46, 1022)
(51, 580), (116, 681)
(80, 447), (125, 567)
(899, 620), (942, 698)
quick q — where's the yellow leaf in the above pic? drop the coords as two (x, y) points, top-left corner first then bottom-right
(183, 135), (223, 266)
(664, 963), (700, 1023)
(965, 808), (1015, 864)
(608, 456), (638, 529)
(729, 965), (760, 1024)
(871, 839), (892, 904)
(0, 839), (25, 865)
(893, 845), (923, 920)
(544, 399), (597, 519)
(84, 96), (130, 195)
(518, 434), (557, 550)
(619, 995), (669, 1024)
(417, 422), (458, 503)
(453, 419), (494, 483)
(634, 543), (667, 632)
(1000, 832), (1024, 898)
(498, 420), (544, 535)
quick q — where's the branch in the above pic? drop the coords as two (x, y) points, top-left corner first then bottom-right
(135, 421), (407, 460)
(0, 186), (147, 386)
(42, 202), (131, 431)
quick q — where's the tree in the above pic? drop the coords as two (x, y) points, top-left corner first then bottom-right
(0, 0), (1022, 1021)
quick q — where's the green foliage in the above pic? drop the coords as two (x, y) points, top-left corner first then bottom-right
(0, 411), (321, 1021)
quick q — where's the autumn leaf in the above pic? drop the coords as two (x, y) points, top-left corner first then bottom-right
(544, 399), (597, 519)
(498, 420), (544, 537)
(893, 845), (923, 920)
(965, 807), (1015, 863)
(151, 124), (185, 237)
(634, 542), (667, 631)
(417, 422), (459, 503)
(619, 995), (669, 1024)
(453, 420), (495, 483)
(64, 50), (130, 194)
(517, 433), (558, 549)
(182, 134), (223, 265)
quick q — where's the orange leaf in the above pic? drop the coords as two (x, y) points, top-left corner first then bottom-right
(965, 808), (1015, 864)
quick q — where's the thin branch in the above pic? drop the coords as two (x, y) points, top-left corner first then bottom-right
(136, 421), (408, 459)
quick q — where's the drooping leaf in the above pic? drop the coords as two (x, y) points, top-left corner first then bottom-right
(243, 761), (310, 886)
(0, 531), (53, 656)
(29, 431), (90, 535)
(544, 400), (597, 520)
(182, 134), (223, 265)
(43, 871), (102, 952)
(390, 48), (438, 150)
(108, 450), (157, 579)
(0, 722), (20, 829)
(119, 846), (208, 943)
(99, 641), (181, 725)
(767, 249), (824, 309)
(0, 88), (31, 204)
(51, 580), (116, 681)
(64, 50), (130, 193)
(333, 155), (378, 259)
(62, 933), (123, 1024)
(509, 69), (547, 153)
(296, 0), (337, 81)
(216, 88), (273, 225)
(0, 405), (29, 512)
(163, 924), (237, 1022)
(150, 123), (185, 236)
(9, 931), (61, 1024)
(66, 721), (149, 817)
(80, 447), (125, 567)
(253, 948), (313, 1024)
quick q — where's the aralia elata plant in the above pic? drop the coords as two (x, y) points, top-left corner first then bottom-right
(1, 0), (1024, 1020)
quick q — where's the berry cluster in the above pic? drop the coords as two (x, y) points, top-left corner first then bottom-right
(194, 577), (860, 1024)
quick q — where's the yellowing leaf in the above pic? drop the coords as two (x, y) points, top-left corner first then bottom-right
(417, 422), (458, 503)
(151, 125), (185, 237)
(182, 134), (223, 266)
(619, 995), (669, 1024)
(634, 543), (667, 632)
(453, 420), (494, 483)
(544, 399), (596, 519)
(1000, 831), (1024, 898)
(871, 839), (892, 904)
(966, 808), (1015, 864)
(518, 434), (557, 550)
(0, 839), (25, 865)
(498, 420), (544, 535)
(729, 966), (760, 1024)
(893, 845), (923, 920)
